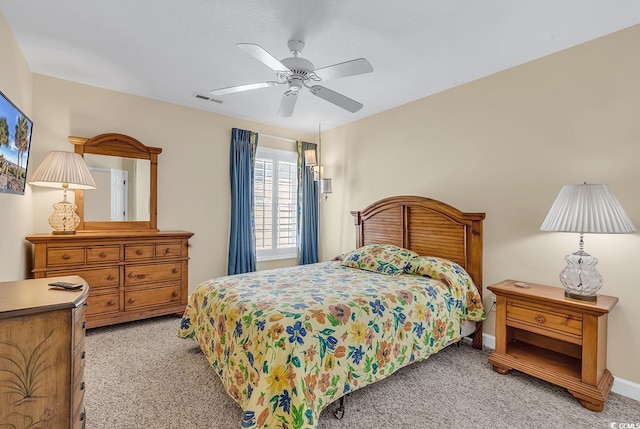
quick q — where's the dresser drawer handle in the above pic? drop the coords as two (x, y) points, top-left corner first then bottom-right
(165, 248), (172, 254)
(107, 275), (115, 281)
(172, 291), (179, 298)
(107, 300), (116, 306)
(99, 252), (107, 258)
(535, 315), (545, 324)
(136, 249), (144, 255)
(172, 268), (179, 274)
(80, 381), (85, 391)
(128, 273), (147, 279)
(128, 298), (136, 304)
(62, 254), (70, 260)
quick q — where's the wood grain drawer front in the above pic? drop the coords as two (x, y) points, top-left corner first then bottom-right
(74, 304), (87, 348)
(86, 245), (120, 263)
(125, 285), (182, 310)
(125, 244), (155, 261)
(47, 247), (85, 266)
(156, 242), (182, 258)
(72, 377), (85, 422)
(73, 408), (86, 429)
(507, 301), (583, 338)
(55, 267), (119, 289)
(124, 262), (182, 285)
(87, 293), (119, 316)
(74, 339), (86, 383)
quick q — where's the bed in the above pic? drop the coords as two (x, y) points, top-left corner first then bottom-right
(179, 195), (486, 428)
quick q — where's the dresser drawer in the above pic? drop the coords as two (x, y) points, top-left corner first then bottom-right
(47, 247), (85, 266)
(125, 244), (155, 261)
(72, 408), (86, 429)
(86, 245), (120, 263)
(507, 300), (583, 338)
(74, 303), (87, 348)
(124, 284), (182, 310)
(87, 292), (120, 316)
(72, 377), (86, 424)
(73, 338), (86, 383)
(124, 262), (182, 285)
(55, 267), (119, 289)
(155, 241), (182, 258)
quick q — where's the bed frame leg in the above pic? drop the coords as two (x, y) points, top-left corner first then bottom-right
(334, 396), (345, 420)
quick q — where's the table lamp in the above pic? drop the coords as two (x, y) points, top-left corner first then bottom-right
(30, 151), (96, 234)
(540, 183), (636, 301)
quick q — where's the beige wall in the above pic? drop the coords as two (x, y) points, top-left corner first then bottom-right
(0, 14), (34, 281)
(29, 75), (313, 287)
(320, 25), (640, 384)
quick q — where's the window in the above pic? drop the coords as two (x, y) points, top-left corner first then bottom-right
(254, 147), (298, 261)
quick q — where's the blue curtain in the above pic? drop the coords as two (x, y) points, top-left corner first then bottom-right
(297, 141), (318, 264)
(228, 128), (258, 275)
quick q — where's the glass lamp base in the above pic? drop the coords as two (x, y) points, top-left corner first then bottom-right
(559, 249), (603, 301)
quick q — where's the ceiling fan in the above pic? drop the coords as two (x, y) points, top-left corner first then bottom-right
(211, 40), (374, 117)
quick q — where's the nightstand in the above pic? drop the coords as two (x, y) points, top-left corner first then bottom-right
(487, 279), (618, 411)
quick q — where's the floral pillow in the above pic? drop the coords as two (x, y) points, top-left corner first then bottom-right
(405, 255), (485, 320)
(341, 244), (419, 275)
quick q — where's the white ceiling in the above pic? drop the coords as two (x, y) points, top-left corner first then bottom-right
(2, 1), (640, 134)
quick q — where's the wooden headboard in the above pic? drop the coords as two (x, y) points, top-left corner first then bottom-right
(351, 195), (486, 347)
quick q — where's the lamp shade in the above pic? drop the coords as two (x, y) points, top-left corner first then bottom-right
(30, 151), (96, 190)
(320, 178), (332, 194)
(540, 184), (636, 234)
(304, 149), (317, 167)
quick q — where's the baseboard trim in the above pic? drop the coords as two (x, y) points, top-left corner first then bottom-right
(481, 333), (639, 402)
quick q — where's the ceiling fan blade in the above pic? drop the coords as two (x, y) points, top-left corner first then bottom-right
(278, 90), (299, 117)
(309, 85), (363, 113)
(313, 58), (373, 81)
(237, 43), (290, 72)
(211, 81), (277, 96)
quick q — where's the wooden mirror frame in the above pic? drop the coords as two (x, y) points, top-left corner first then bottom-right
(69, 133), (162, 231)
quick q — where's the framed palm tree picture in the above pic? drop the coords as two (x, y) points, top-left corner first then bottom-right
(0, 90), (33, 195)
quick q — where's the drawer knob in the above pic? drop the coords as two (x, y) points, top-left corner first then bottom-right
(108, 300), (116, 306)
(136, 249), (144, 255)
(62, 254), (70, 260)
(128, 298), (136, 304)
(535, 315), (545, 324)
(165, 248), (172, 254)
(172, 291), (179, 298)
(99, 252), (107, 258)
(107, 275), (115, 281)
(172, 268), (179, 274)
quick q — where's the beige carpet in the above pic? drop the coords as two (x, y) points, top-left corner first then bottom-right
(85, 316), (639, 428)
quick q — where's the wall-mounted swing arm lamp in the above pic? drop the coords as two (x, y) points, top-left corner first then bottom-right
(320, 178), (332, 200)
(29, 150), (96, 234)
(540, 183), (636, 301)
(304, 148), (317, 167)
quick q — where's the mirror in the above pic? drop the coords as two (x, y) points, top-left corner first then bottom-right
(83, 154), (151, 222)
(70, 133), (161, 231)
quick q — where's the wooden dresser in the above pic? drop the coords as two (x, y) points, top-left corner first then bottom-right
(0, 276), (89, 428)
(26, 230), (193, 329)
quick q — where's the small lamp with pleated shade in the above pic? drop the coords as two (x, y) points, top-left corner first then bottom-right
(540, 183), (636, 301)
(29, 151), (96, 234)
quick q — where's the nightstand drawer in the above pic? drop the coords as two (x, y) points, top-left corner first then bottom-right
(507, 300), (582, 339)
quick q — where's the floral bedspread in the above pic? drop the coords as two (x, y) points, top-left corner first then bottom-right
(178, 260), (484, 429)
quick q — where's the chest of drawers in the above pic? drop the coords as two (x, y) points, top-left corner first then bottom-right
(26, 230), (193, 329)
(0, 276), (88, 428)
